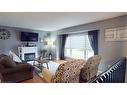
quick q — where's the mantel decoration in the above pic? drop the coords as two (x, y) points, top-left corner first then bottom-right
(0, 28), (11, 40)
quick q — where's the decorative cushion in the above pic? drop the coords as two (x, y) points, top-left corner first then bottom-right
(80, 55), (101, 82)
(0, 55), (16, 68)
(86, 55), (101, 66)
(9, 51), (22, 62)
(51, 59), (86, 83)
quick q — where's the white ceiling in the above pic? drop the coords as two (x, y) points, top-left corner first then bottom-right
(0, 12), (126, 31)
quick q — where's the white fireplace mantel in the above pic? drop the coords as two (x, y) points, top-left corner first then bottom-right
(18, 46), (38, 64)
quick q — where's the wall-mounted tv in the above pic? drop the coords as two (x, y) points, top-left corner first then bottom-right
(20, 32), (38, 42)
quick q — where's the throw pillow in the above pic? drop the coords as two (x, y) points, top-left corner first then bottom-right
(9, 51), (22, 62)
(0, 55), (16, 68)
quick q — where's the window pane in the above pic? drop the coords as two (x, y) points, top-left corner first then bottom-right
(65, 37), (70, 48)
(71, 49), (84, 59)
(86, 50), (94, 60)
(65, 49), (71, 57)
(64, 33), (94, 60)
(70, 35), (85, 49)
(85, 35), (93, 50)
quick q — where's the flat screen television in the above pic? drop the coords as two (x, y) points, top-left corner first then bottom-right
(20, 32), (38, 42)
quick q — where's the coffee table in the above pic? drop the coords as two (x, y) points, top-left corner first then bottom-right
(33, 58), (50, 72)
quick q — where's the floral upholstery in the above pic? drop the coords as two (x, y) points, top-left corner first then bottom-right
(80, 55), (101, 82)
(51, 59), (86, 83)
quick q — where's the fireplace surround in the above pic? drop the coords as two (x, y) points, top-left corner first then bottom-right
(18, 46), (38, 64)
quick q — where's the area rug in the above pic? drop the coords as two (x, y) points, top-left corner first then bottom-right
(34, 61), (60, 79)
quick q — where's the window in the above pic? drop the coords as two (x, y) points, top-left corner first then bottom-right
(65, 33), (94, 60)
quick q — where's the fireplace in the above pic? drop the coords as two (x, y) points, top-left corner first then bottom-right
(24, 53), (35, 61)
(18, 46), (38, 64)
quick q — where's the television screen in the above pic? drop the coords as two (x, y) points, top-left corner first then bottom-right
(20, 32), (38, 42)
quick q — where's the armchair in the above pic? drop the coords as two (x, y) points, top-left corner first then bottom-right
(0, 54), (34, 83)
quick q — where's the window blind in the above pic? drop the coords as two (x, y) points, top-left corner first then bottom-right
(65, 33), (94, 59)
(65, 34), (92, 50)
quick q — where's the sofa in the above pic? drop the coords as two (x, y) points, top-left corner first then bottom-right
(42, 55), (101, 83)
(0, 54), (34, 83)
(42, 59), (86, 83)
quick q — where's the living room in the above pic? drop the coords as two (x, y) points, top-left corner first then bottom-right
(0, 12), (127, 83)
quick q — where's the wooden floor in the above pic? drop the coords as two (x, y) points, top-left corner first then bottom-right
(22, 60), (65, 83)
(21, 75), (47, 83)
